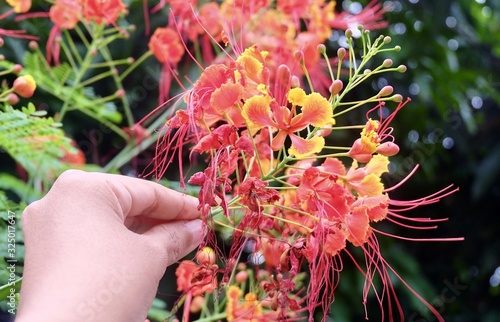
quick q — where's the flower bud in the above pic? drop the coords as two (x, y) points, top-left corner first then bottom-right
(196, 246), (216, 265)
(29, 41), (39, 50)
(0, 54), (4, 60)
(394, 45), (401, 52)
(7, 93), (19, 105)
(12, 64), (23, 74)
(345, 29), (353, 38)
(294, 50), (304, 62)
(329, 79), (343, 96)
(235, 270), (248, 284)
(382, 59), (393, 68)
(13, 75), (36, 98)
(127, 57), (135, 64)
(397, 65), (407, 73)
(390, 94), (403, 102)
(337, 47), (346, 60)
(377, 142), (400, 156)
(277, 64), (291, 85)
(115, 89), (126, 98)
(317, 44), (326, 55)
(0, 37), (4, 47)
(190, 296), (205, 313)
(384, 36), (392, 44)
(378, 85), (394, 97)
(290, 75), (300, 88)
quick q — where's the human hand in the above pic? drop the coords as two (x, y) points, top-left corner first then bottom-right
(16, 170), (204, 322)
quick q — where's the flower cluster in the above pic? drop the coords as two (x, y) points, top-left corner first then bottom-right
(154, 19), (462, 322)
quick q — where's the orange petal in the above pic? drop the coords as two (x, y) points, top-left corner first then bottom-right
(241, 95), (275, 133)
(324, 229), (347, 256)
(293, 92), (333, 129)
(288, 135), (324, 158)
(346, 207), (370, 246)
(210, 82), (244, 114)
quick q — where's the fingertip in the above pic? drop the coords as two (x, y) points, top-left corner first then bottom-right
(143, 219), (205, 266)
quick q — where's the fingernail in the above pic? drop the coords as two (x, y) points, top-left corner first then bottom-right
(184, 219), (204, 248)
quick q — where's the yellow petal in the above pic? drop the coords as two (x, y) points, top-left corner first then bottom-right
(288, 135), (325, 158)
(287, 87), (307, 106)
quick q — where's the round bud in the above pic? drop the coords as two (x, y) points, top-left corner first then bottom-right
(378, 85), (394, 97)
(317, 44), (326, 55)
(397, 65), (407, 73)
(0, 37), (4, 47)
(12, 64), (23, 74)
(382, 59), (393, 68)
(290, 75), (300, 88)
(7, 93), (19, 105)
(293, 50), (304, 62)
(391, 94), (403, 102)
(394, 45), (401, 52)
(345, 29), (353, 38)
(377, 142), (400, 156)
(127, 57), (135, 64)
(13, 75), (36, 98)
(0, 54), (4, 61)
(235, 270), (248, 284)
(196, 246), (216, 265)
(29, 41), (39, 50)
(329, 79), (343, 96)
(337, 47), (346, 60)
(384, 36), (392, 44)
(189, 296), (205, 313)
(115, 89), (126, 98)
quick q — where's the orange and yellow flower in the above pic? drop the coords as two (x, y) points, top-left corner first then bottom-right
(242, 88), (334, 158)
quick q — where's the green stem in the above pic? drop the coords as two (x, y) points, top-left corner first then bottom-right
(120, 51), (153, 81)
(56, 25), (105, 122)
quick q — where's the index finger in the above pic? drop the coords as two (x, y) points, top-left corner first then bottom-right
(103, 173), (202, 222)
(49, 170), (201, 222)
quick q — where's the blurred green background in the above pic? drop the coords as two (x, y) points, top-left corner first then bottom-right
(329, 0), (500, 321)
(1, 0), (499, 321)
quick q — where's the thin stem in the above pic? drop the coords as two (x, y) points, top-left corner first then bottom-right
(119, 50), (153, 81)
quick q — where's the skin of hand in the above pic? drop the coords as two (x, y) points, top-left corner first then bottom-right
(16, 170), (204, 322)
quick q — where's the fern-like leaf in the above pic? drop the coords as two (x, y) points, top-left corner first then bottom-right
(0, 104), (74, 177)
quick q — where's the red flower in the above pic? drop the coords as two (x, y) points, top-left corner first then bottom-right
(148, 27), (185, 64)
(175, 260), (217, 297)
(81, 0), (126, 26)
(238, 177), (279, 212)
(50, 0), (81, 29)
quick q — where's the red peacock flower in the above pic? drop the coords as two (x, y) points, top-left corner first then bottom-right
(147, 2), (462, 321)
(81, 0), (127, 26)
(148, 26), (185, 103)
(49, 0), (81, 30)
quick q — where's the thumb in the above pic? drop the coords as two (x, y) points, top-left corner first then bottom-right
(143, 219), (204, 267)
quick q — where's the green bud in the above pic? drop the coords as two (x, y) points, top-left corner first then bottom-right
(384, 36), (392, 44)
(317, 44), (326, 55)
(397, 65), (407, 73)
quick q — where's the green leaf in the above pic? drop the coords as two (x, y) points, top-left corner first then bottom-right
(0, 105), (74, 179)
(23, 52), (123, 124)
(0, 278), (22, 302)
